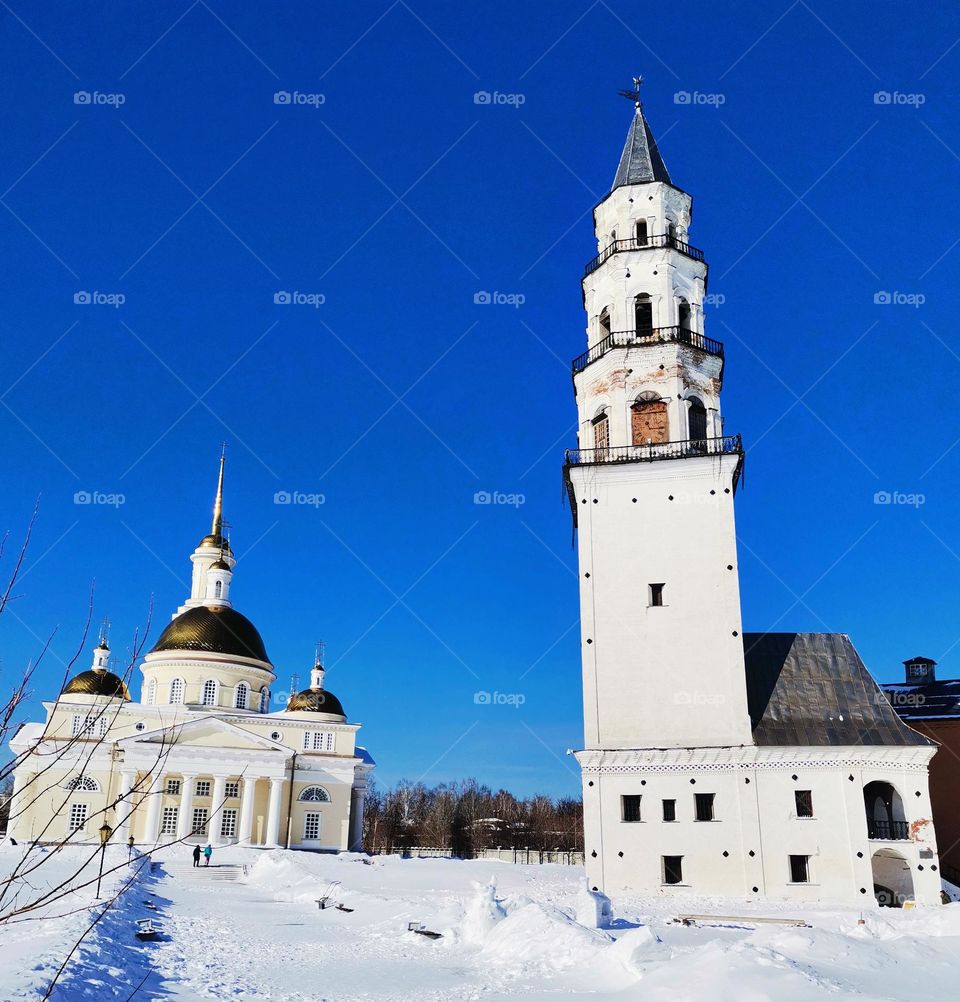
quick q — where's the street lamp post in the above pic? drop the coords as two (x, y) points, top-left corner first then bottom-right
(96, 821), (113, 899)
(127, 834), (135, 864)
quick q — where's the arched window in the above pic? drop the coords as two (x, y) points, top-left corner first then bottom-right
(592, 410), (609, 457)
(202, 679), (217, 707)
(170, 678), (185, 705)
(666, 220), (677, 243)
(677, 298), (691, 332)
(235, 682), (249, 710)
(631, 392), (669, 446)
(64, 775), (99, 792)
(634, 293), (653, 337)
(598, 306), (611, 340)
(298, 786), (331, 803)
(687, 396), (708, 443)
(214, 580), (222, 599)
(635, 219), (648, 245)
(146, 679), (157, 706)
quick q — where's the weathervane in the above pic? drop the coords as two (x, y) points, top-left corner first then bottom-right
(618, 75), (643, 108)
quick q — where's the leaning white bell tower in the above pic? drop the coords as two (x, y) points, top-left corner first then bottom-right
(566, 81), (753, 751)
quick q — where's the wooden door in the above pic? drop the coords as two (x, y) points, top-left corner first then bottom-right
(631, 401), (668, 445)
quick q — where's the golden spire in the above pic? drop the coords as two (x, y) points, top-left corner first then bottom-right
(211, 445), (226, 538)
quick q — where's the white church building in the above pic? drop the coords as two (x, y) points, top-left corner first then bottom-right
(7, 456), (373, 852)
(567, 84), (942, 907)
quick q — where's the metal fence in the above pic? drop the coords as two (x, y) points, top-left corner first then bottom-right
(374, 846), (584, 866)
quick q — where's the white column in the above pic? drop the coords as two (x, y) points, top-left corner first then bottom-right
(238, 777), (257, 844)
(177, 774), (197, 840)
(115, 771), (138, 842)
(264, 777), (284, 848)
(348, 786), (366, 852)
(210, 775), (227, 844)
(143, 773), (164, 846)
(4, 769), (34, 841)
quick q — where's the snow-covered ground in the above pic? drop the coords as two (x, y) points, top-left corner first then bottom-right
(2, 843), (960, 1000)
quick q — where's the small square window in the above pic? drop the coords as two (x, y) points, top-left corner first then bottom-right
(662, 855), (683, 885)
(789, 854), (809, 883)
(224, 782), (240, 800)
(795, 790), (813, 818)
(694, 792), (715, 822)
(621, 795), (642, 823)
(165, 779), (181, 796)
(662, 799), (676, 822)
(649, 583), (665, 607)
(195, 781), (211, 798)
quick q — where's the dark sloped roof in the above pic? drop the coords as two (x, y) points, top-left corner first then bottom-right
(743, 632), (931, 746)
(611, 106), (672, 192)
(150, 606), (270, 664)
(879, 679), (960, 721)
(285, 687), (346, 718)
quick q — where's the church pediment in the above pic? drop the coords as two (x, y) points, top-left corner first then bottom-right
(119, 715), (284, 753)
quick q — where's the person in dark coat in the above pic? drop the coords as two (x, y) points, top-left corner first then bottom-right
(192, 844), (202, 868)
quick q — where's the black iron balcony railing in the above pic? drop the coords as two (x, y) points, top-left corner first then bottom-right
(866, 818), (911, 841)
(565, 435), (743, 469)
(583, 232), (705, 277)
(572, 326), (724, 376)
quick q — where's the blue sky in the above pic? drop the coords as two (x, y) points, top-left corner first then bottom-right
(1, 1), (958, 797)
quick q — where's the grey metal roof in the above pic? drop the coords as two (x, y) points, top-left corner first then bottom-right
(743, 632), (932, 746)
(611, 106), (672, 191)
(880, 679), (960, 721)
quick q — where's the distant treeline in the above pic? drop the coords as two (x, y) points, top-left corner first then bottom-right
(362, 779), (583, 856)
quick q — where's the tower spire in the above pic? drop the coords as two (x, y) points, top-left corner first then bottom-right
(610, 77), (671, 192)
(211, 444), (226, 539)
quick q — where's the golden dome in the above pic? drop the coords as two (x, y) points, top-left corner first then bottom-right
(150, 605), (270, 664)
(209, 558), (231, 571)
(62, 669), (131, 700)
(285, 688), (346, 718)
(197, 533), (232, 552)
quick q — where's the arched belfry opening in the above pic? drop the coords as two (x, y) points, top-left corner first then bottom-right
(678, 298), (691, 331)
(863, 781), (907, 840)
(634, 293), (653, 337)
(635, 219), (648, 245)
(688, 396), (707, 443)
(592, 410), (610, 456)
(631, 392), (668, 446)
(599, 307), (612, 340)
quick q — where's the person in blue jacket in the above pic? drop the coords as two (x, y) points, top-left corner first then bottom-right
(203, 844), (213, 867)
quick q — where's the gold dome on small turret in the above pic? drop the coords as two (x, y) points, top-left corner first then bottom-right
(62, 669), (131, 700)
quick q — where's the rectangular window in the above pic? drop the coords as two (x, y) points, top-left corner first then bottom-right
(72, 715), (96, 737)
(649, 583), (665, 607)
(220, 808), (238, 839)
(160, 807), (178, 835)
(694, 793), (715, 822)
(98, 716), (108, 737)
(305, 731), (335, 752)
(795, 790), (813, 818)
(621, 795), (643, 823)
(165, 779), (181, 796)
(303, 812), (321, 841)
(195, 781), (211, 798)
(662, 855), (683, 885)
(68, 803), (87, 832)
(191, 808), (208, 836)
(224, 782), (240, 799)
(662, 799), (676, 822)
(789, 855), (810, 883)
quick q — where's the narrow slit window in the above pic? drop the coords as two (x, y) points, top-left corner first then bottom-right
(649, 583), (665, 607)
